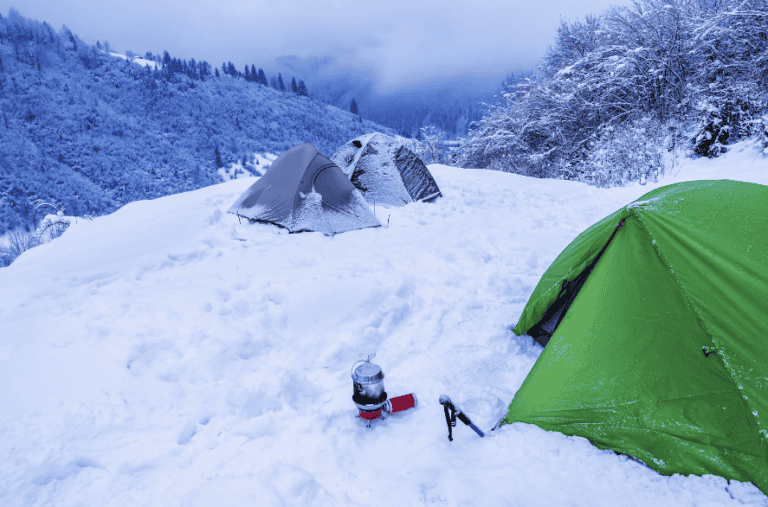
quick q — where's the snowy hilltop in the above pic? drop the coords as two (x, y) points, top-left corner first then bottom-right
(1, 140), (767, 506)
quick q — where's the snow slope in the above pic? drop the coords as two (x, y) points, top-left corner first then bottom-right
(1, 141), (767, 506)
(108, 52), (161, 69)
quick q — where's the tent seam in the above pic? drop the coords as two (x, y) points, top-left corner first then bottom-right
(520, 216), (627, 340)
(514, 209), (632, 336)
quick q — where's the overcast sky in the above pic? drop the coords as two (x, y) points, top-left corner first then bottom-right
(5, 0), (628, 90)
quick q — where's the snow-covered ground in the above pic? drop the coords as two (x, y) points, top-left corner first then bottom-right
(108, 52), (160, 69)
(1, 141), (767, 506)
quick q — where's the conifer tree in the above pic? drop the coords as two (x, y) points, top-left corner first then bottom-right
(350, 98), (358, 115)
(297, 80), (308, 96)
(244, 65), (251, 82)
(278, 73), (286, 91)
(215, 67), (220, 77)
(258, 68), (267, 86)
(291, 77), (297, 93)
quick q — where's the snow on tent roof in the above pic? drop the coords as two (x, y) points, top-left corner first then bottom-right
(331, 133), (442, 207)
(504, 179), (768, 493)
(226, 143), (380, 235)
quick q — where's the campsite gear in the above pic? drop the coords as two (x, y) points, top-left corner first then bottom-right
(331, 133), (442, 207)
(504, 179), (768, 494)
(351, 354), (417, 426)
(386, 393), (417, 414)
(227, 143), (380, 235)
(440, 395), (484, 441)
(352, 354), (387, 412)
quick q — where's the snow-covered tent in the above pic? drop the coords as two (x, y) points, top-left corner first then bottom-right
(504, 180), (768, 494)
(331, 133), (442, 207)
(227, 143), (380, 235)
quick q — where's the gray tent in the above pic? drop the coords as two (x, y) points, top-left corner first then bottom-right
(331, 133), (442, 207)
(227, 143), (380, 235)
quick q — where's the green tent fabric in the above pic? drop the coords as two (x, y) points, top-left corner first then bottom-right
(504, 179), (768, 492)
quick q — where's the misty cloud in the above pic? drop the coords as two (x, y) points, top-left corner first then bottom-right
(2, 0), (629, 91)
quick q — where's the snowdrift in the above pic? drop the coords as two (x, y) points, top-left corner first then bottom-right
(1, 141), (767, 506)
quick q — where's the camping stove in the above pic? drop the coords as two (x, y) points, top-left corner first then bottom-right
(351, 354), (417, 426)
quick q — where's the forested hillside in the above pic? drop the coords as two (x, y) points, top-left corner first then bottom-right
(458, 0), (768, 185)
(0, 10), (393, 234)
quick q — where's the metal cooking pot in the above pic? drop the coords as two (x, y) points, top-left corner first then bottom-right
(351, 354), (388, 411)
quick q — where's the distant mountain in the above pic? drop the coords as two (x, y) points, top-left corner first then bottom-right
(362, 81), (495, 139)
(262, 55), (500, 139)
(0, 10), (394, 234)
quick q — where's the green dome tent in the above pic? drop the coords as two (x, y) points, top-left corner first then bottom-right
(504, 179), (768, 492)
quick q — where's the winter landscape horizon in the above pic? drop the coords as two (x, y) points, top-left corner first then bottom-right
(2, 0), (768, 505)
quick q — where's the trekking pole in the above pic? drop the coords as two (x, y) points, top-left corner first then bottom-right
(439, 395), (484, 441)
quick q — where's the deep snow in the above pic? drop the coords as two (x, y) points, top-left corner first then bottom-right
(1, 141), (767, 506)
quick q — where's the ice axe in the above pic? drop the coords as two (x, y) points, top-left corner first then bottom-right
(439, 394), (484, 441)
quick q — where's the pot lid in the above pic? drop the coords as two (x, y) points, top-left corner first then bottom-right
(353, 362), (384, 384)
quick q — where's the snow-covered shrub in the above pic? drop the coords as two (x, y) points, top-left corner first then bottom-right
(36, 213), (70, 243)
(409, 126), (450, 164)
(0, 230), (38, 267)
(30, 201), (70, 243)
(692, 99), (766, 158)
(563, 118), (670, 187)
(759, 115), (768, 154)
(0, 243), (14, 267)
(0, 201), (75, 267)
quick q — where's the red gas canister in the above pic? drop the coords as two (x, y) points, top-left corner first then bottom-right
(386, 393), (417, 414)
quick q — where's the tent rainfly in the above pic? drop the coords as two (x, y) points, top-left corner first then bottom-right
(227, 143), (380, 235)
(331, 133), (442, 207)
(504, 180), (768, 493)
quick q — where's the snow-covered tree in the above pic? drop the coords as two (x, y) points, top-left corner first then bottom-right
(458, 0), (768, 183)
(414, 126), (449, 164)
